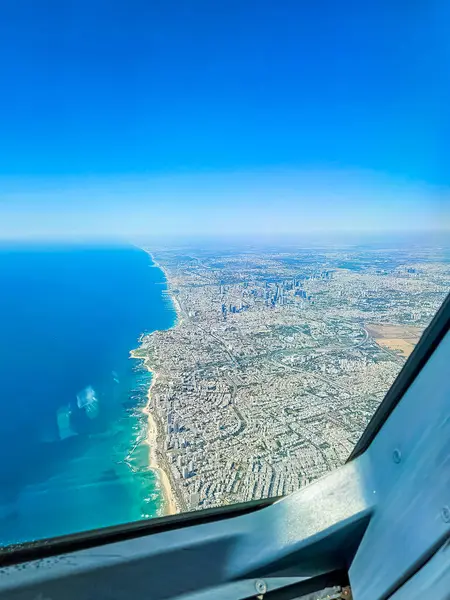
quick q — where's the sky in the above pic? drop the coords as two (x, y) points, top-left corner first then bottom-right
(0, 0), (449, 240)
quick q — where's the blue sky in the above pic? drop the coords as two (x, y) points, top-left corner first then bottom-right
(0, 0), (448, 239)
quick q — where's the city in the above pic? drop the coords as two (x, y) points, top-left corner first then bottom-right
(135, 244), (449, 513)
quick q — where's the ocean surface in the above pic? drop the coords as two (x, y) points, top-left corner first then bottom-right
(0, 243), (175, 546)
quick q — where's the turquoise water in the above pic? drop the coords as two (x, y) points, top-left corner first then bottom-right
(0, 244), (175, 545)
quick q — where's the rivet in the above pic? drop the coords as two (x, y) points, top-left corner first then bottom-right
(255, 579), (267, 595)
(442, 506), (450, 523)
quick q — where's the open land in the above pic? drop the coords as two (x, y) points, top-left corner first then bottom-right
(137, 245), (449, 513)
(365, 323), (422, 357)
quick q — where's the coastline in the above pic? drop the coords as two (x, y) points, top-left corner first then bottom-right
(130, 251), (181, 517)
(149, 253), (183, 327)
(142, 372), (178, 515)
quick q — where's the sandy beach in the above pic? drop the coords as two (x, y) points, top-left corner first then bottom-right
(129, 253), (181, 517)
(142, 372), (178, 516)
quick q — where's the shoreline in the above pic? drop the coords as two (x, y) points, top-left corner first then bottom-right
(142, 371), (178, 516)
(130, 251), (182, 517)
(149, 252), (183, 327)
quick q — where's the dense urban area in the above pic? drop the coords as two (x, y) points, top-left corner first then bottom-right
(135, 245), (449, 513)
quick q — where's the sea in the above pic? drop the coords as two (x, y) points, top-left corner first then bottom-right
(0, 243), (176, 546)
